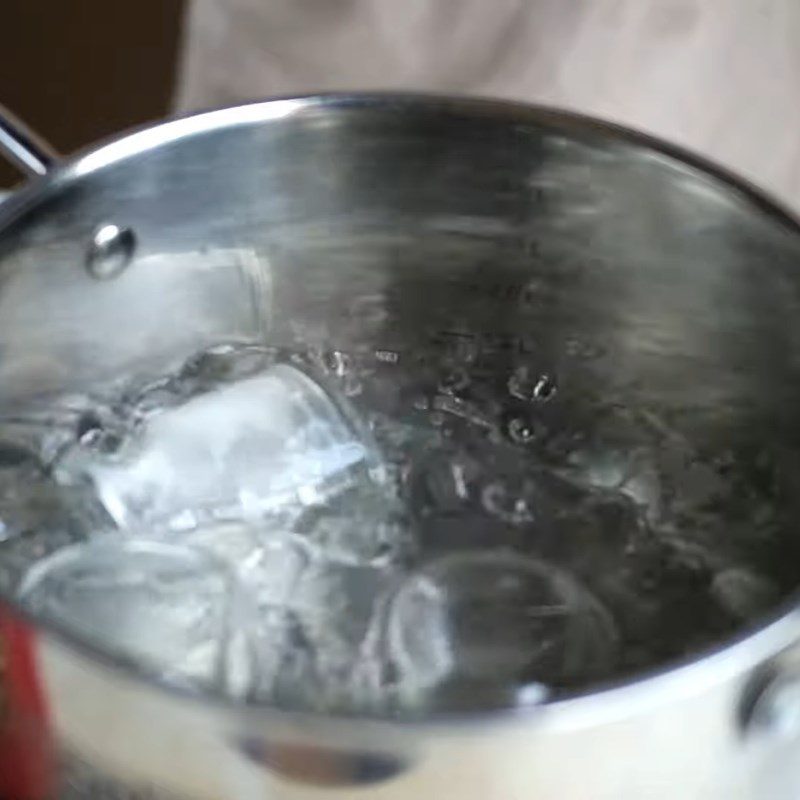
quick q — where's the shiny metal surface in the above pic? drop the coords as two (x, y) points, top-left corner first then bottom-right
(0, 103), (57, 177)
(85, 223), (137, 280)
(2, 94), (800, 798)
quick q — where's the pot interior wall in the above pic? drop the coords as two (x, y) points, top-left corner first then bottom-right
(1, 98), (800, 697)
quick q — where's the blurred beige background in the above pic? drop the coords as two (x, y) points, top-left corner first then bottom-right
(3, 0), (800, 211)
(176, 0), (800, 211)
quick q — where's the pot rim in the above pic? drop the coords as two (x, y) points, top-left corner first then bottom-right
(2, 91), (800, 732)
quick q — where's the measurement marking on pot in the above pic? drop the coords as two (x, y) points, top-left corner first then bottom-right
(375, 349), (400, 364)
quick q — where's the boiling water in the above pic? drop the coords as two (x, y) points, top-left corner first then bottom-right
(0, 339), (794, 715)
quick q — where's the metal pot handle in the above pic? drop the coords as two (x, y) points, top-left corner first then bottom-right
(0, 104), (58, 177)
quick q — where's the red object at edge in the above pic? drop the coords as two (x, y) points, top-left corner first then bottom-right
(0, 604), (54, 800)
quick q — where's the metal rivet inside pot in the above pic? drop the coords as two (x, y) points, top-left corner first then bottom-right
(86, 224), (135, 280)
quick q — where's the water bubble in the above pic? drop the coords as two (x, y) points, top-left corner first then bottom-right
(438, 369), (470, 396)
(481, 481), (536, 525)
(85, 224), (135, 280)
(82, 431), (122, 457)
(323, 350), (350, 377)
(343, 374), (363, 397)
(410, 451), (478, 516)
(533, 374), (557, 401)
(508, 367), (557, 403)
(76, 412), (103, 444)
(450, 462), (470, 501)
(507, 417), (539, 445)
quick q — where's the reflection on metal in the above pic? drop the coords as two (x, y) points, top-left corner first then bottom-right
(0, 104), (57, 177)
(86, 225), (136, 280)
(1, 94), (800, 799)
(237, 738), (408, 787)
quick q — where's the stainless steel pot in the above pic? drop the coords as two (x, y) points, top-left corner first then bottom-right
(2, 94), (800, 800)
